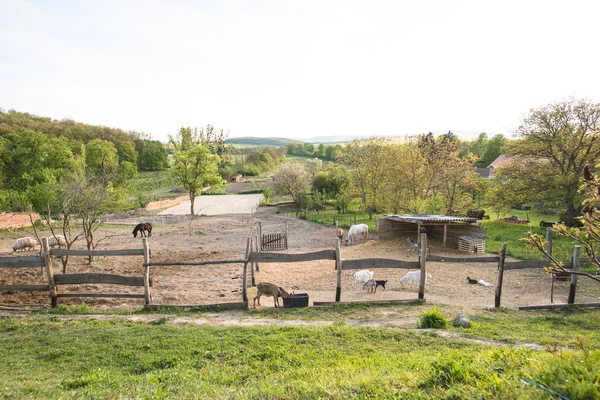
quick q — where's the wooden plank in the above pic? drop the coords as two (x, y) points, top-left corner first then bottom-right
(56, 293), (145, 299)
(518, 302), (600, 310)
(145, 259), (244, 267)
(426, 255), (500, 263)
(503, 260), (549, 270)
(54, 273), (145, 286)
(335, 239), (342, 302)
(0, 285), (50, 291)
(314, 299), (423, 306)
(144, 302), (248, 310)
(341, 258), (420, 270)
(50, 249), (144, 257)
(0, 256), (44, 269)
(143, 238), (151, 306)
(495, 243), (507, 308)
(249, 250), (336, 263)
(242, 238), (250, 302)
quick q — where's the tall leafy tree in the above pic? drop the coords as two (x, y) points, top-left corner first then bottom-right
(511, 98), (600, 226)
(272, 163), (310, 208)
(170, 127), (222, 215)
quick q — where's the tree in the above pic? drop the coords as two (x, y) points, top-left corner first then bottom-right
(525, 164), (600, 283)
(272, 163), (310, 208)
(170, 127), (222, 215)
(304, 157), (322, 178)
(512, 98), (600, 226)
(137, 140), (169, 171)
(342, 137), (391, 218)
(469, 133), (489, 167)
(481, 134), (506, 167)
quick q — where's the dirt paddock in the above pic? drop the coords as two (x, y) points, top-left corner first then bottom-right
(0, 208), (597, 310)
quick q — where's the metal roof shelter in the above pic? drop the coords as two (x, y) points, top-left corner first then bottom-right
(378, 214), (483, 252)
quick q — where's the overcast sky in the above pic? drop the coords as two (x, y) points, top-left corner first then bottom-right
(1, 0), (599, 142)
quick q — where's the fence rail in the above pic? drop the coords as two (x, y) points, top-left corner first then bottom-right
(341, 258), (420, 270)
(0, 256), (44, 269)
(248, 250), (336, 263)
(54, 273), (145, 286)
(51, 249), (145, 257)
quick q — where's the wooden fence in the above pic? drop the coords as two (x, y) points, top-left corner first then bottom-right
(257, 222), (287, 251)
(0, 254), (48, 293)
(245, 233), (428, 305)
(0, 238), (149, 307)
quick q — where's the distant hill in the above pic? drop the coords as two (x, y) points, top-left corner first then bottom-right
(308, 131), (484, 144)
(225, 137), (304, 147)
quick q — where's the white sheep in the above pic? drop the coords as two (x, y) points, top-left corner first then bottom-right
(46, 235), (67, 248)
(399, 270), (432, 290)
(12, 237), (38, 252)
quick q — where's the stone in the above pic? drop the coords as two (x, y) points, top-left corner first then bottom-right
(452, 312), (471, 328)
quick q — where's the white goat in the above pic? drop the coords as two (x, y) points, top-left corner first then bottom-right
(399, 270), (432, 290)
(46, 235), (67, 248)
(346, 224), (368, 246)
(12, 237), (38, 252)
(352, 269), (374, 287)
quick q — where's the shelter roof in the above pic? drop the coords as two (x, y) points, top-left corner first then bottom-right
(383, 214), (477, 224)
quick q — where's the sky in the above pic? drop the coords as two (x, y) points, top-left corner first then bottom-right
(1, 0), (599, 143)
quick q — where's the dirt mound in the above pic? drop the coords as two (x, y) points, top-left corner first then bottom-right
(144, 195), (188, 211)
(0, 213), (40, 230)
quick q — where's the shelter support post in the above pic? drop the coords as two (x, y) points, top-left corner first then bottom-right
(418, 233), (427, 299)
(443, 224), (447, 252)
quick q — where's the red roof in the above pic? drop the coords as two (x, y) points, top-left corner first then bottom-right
(487, 155), (514, 169)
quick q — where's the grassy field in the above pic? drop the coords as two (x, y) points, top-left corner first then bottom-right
(1, 305), (599, 399)
(130, 170), (180, 202)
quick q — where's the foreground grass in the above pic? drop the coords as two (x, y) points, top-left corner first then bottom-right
(1, 316), (598, 399)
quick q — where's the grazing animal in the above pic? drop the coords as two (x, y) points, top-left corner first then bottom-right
(399, 270), (432, 290)
(337, 228), (346, 242)
(478, 279), (494, 287)
(407, 238), (419, 251)
(346, 224), (369, 245)
(12, 237), (38, 252)
(363, 279), (377, 293)
(132, 223), (152, 238)
(540, 221), (556, 228)
(466, 277), (478, 284)
(46, 235), (67, 248)
(253, 282), (291, 308)
(351, 269), (374, 286)
(375, 280), (388, 290)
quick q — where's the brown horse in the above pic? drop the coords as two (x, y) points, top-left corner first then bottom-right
(133, 223), (152, 238)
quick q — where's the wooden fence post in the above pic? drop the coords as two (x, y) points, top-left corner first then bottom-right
(250, 236), (256, 287)
(545, 228), (552, 261)
(418, 233), (427, 300)
(495, 243), (507, 308)
(257, 222), (262, 251)
(335, 239), (342, 302)
(142, 238), (151, 305)
(284, 221), (288, 249)
(242, 237), (250, 303)
(42, 238), (58, 308)
(568, 245), (580, 304)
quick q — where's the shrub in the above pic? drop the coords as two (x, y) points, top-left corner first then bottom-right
(417, 307), (448, 329)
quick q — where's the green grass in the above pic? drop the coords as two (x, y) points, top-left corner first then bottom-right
(1, 315), (598, 399)
(130, 170), (180, 202)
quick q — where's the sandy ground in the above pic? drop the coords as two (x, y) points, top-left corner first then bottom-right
(158, 194), (264, 216)
(1, 207), (598, 310)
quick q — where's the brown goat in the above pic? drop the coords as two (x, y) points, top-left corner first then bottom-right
(253, 282), (291, 308)
(337, 228), (346, 242)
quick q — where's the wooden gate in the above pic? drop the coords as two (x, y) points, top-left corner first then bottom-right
(261, 232), (287, 251)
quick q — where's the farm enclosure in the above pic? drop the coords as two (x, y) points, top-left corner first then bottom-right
(1, 208), (598, 309)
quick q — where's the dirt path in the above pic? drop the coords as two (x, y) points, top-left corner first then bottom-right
(0, 309), (548, 350)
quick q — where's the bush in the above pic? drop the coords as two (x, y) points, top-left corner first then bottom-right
(417, 307), (448, 329)
(238, 189), (264, 194)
